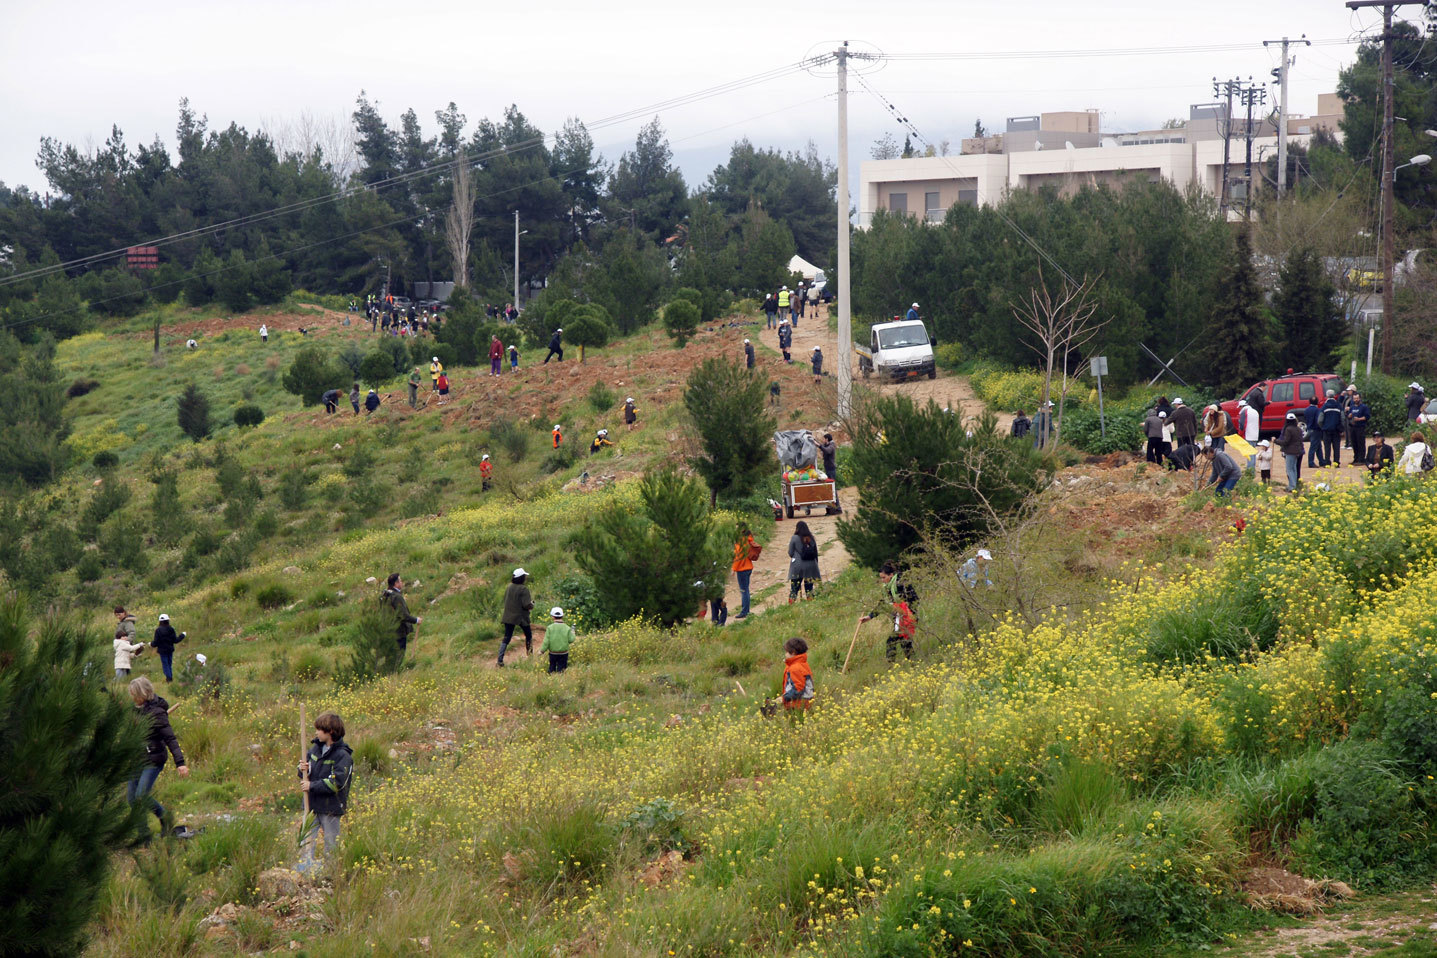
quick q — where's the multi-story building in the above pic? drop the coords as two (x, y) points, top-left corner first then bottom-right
(859, 94), (1344, 225)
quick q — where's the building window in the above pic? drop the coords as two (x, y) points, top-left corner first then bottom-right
(888, 192), (907, 213)
(957, 189), (978, 207)
(925, 192), (942, 222)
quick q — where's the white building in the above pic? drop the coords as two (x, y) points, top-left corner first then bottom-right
(859, 95), (1344, 225)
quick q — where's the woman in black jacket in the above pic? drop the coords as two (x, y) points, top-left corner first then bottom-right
(150, 613), (184, 682)
(127, 676), (188, 828)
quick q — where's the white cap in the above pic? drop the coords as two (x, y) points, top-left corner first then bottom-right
(158, 613), (170, 622)
(813, 346), (820, 352)
(744, 338), (750, 344)
(1286, 411), (1297, 419)
(626, 397), (633, 403)
(1158, 411), (1167, 418)
(976, 548), (992, 560)
(1259, 439), (1271, 446)
(550, 607), (564, 618)
(195, 653), (207, 666)
(598, 429), (608, 436)
(911, 302), (920, 309)
(1411, 382), (1423, 389)
(1326, 390), (1335, 396)
(556, 327), (562, 333)
(1238, 400), (1248, 408)
(512, 567), (527, 578)
(432, 356), (439, 362)
(1174, 397), (1184, 405)
(554, 424), (561, 430)
(482, 454), (489, 460)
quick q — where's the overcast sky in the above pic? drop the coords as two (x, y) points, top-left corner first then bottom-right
(0, 0), (1384, 203)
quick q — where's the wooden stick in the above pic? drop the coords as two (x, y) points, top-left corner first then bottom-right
(841, 618), (864, 674)
(733, 680), (747, 697)
(298, 702), (309, 839)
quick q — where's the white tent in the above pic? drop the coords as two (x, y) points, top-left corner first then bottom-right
(787, 254), (823, 281)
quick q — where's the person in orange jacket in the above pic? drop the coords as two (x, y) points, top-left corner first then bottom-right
(731, 524), (755, 618)
(480, 453), (493, 491)
(887, 599), (917, 662)
(781, 637), (814, 711)
(552, 424), (562, 449)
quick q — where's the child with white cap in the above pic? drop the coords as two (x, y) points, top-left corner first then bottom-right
(624, 397), (638, 430)
(1255, 440), (1273, 485)
(540, 607), (576, 673)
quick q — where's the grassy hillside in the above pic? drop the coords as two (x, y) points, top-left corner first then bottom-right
(10, 302), (1436, 956)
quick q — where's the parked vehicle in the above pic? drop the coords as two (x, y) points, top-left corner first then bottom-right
(1219, 372), (1344, 435)
(855, 319), (936, 381)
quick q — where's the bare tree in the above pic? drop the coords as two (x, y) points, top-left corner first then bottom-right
(1012, 269), (1108, 446)
(260, 110), (359, 181)
(444, 159), (476, 289)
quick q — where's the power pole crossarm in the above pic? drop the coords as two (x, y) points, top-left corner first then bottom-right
(1263, 36), (1309, 196)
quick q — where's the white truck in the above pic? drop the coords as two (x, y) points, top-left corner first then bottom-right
(855, 319), (937, 381)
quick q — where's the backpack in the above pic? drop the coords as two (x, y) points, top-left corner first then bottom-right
(799, 536), (818, 562)
(1424, 448), (1435, 473)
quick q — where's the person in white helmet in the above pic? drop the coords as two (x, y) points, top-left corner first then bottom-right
(744, 338), (755, 369)
(480, 454), (493, 491)
(590, 429), (614, 455)
(498, 569), (534, 667)
(959, 548), (993, 589)
(544, 327), (564, 364)
(624, 396), (638, 430)
(905, 303), (920, 323)
(540, 607), (576, 673)
(429, 356), (443, 391)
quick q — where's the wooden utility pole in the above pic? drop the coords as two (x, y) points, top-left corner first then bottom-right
(1346, 0), (1426, 373)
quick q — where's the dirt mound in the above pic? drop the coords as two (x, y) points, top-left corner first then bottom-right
(1243, 866), (1355, 915)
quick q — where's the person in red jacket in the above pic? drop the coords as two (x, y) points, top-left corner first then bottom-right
(887, 599), (917, 662)
(489, 335), (503, 377)
(552, 424), (563, 449)
(781, 637), (814, 711)
(480, 454), (493, 491)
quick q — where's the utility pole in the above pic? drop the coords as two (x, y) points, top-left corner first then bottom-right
(1241, 83), (1267, 220)
(835, 42), (853, 419)
(1264, 35), (1310, 196)
(1346, 1), (1425, 373)
(1212, 78), (1239, 217)
(513, 211), (520, 310)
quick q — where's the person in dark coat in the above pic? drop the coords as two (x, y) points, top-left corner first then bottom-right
(1304, 398), (1326, 467)
(1347, 393), (1370, 464)
(1011, 411), (1031, 439)
(299, 711), (353, 869)
(349, 383), (361, 415)
(1200, 444), (1242, 497)
(1406, 382), (1427, 422)
(498, 568), (534, 666)
(778, 321), (792, 362)
(818, 433), (838, 480)
(127, 676), (188, 829)
(1319, 392), (1345, 467)
(744, 338), (755, 369)
(812, 347), (823, 381)
(544, 328), (563, 363)
(1366, 432), (1395, 477)
(380, 573), (420, 663)
(1170, 398), (1198, 446)
(1164, 440), (1198, 471)
(150, 613), (185, 682)
(1243, 383), (1269, 417)
(787, 520), (821, 602)
(364, 390), (381, 414)
(1154, 396), (1173, 421)
(1277, 411), (1306, 492)
(323, 389), (341, 414)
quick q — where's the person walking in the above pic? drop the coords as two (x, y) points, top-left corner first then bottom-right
(1398, 431), (1431, 475)
(539, 608), (575, 673)
(498, 568), (534, 666)
(509, 343), (519, 371)
(1277, 411), (1305, 492)
(1407, 382), (1427, 422)
(1304, 397), (1326, 468)
(298, 711), (353, 871)
(480, 454), (493, 491)
(150, 613), (184, 682)
(1170, 397), (1197, 447)
(1319, 391), (1344, 467)
(1200, 443), (1242, 497)
(787, 520), (820, 602)
(259, 323), (268, 344)
(1366, 432), (1395, 477)
(552, 424), (563, 449)
(778, 320), (792, 363)
(544, 328), (563, 363)
(1143, 409), (1168, 464)
(777, 286), (791, 324)
(408, 368), (421, 408)
(127, 676), (189, 834)
(732, 525), (756, 619)
(1011, 410), (1031, 439)
(744, 338), (755, 370)
(1032, 401), (1054, 449)
(489, 335), (503, 377)
(624, 396), (638, 431)
(349, 383), (361, 415)
(1347, 392), (1371, 465)
(811, 347), (823, 383)
(1202, 404), (1227, 452)
(380, 574), (420, 664)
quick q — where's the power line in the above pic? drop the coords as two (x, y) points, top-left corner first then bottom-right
(878, 38), (1358, 62)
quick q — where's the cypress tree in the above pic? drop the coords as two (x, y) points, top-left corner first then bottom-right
(1274, 245), (1345, 372)
(176, 383), (211, 442)
(1203, 227), (1274, 395)
(0, 597), (147, 957)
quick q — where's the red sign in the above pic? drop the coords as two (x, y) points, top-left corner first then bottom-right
(126, 246), (159, 270)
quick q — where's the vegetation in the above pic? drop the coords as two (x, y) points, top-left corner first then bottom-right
(176, 383), (211, 442)
(683, 358), (776, 507)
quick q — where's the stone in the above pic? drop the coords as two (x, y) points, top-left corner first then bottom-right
(257, 867), (305, 901)
(365, 576), (377, 585)
(282, 566), (301, 576)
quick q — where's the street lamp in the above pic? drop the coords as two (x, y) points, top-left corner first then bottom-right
(513, 211), (529, 312)
(1396, 154), (1432, 172)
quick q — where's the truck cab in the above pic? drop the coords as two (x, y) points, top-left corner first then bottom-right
(859, 319), (936, 380)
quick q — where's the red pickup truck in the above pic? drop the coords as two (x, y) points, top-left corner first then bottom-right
(1219, 373), (1345, 436)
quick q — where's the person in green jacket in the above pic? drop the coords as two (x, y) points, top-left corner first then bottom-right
(407, 368), (422, 408)
(540, 607), (575, 673)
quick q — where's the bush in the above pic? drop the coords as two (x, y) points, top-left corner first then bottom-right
(587, 381), (618, 413)
(75, 551), (103, 583)
(970, 366), (1046, 412)
(934, 341), (967, 371)
(291, 649), (325, 681)
(344, 603), (405, 684)
(0, 597), (148, 957)
(358, 350), (395, 387)
(551, 572), (612, 630)
(663, 299), (701, 347)
(278, 467), (309, 510)
(176, 383), (211, 442)
(489, 420), (530, 464)
(620, 798), (690, 856)
(148, 469), (189, 545)
(232, 404), (264, 428)
(67, 378), (100, 398)
(254, 583), (294, 610)
(173, 654), (231, 702)
(683, 358), (776, 505)
(91, 449), (119, 470)
(541, 442), (582, 475)
(281, 345), (347, 406)
(80, 481), (132, 540)
(1349, 372), (1407, 436)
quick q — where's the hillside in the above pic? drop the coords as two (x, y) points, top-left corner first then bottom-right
(6, 301), (1435, 957)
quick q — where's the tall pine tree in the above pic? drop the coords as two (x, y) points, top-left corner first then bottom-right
(1273, 245), (1345, 373)
(1203, 227), (1274, 394)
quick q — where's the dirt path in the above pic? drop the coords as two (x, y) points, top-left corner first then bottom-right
(724, 486), (859, 616)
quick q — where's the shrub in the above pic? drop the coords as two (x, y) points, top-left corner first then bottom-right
(0, 597), (148, 957)
(344, 603), (405, 684)
(80, 481), (131, 539)
(663, 299), (701, 347)
(281, 345), (347, 406)
(173, 654), (231, 702)
(498, 803), (616, 892)
(148, 469), (189, 545)
(98, 513), (149, 573)
(342, 444), (376, 479)
(489, 420), (530, 464)
(67, 378), (100, 398)
(91, 449), (119, 470)
(971, 366), (1046, 412)
(541, 442), (582, 475)
(176, 383), (211, 442)
(358, 350), (395, 387)
(934, 341), (966, 371)
(278, 468), (309, 510)
(291, 649), (325, 681)
(683, 358), (776, 505)
(587, 381), (619, 414)
(254, 583), (294, 610)
(620, 798), (690, 856)
(552, 572), (612, 630)
(232, 404), (264, 428)
(74, 551), (103, 583)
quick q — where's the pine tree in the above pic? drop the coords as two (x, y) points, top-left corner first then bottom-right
(0, 597), (147, 957)
(1274, 245), (1345, 372)
(683, 358), (776, 506)
(176, 383), (211, 442)
(663, 299), (700, 347)
(1202, 227), (1274, 395)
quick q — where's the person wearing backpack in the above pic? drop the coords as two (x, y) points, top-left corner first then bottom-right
(298, 711), (353, 870)
(380, 573), (420, 664)
(780, 637), (814, 711)
(787, 520), (821, 602)
(732, 526), (756, 618)
(1398, 431), (1433, 475)
(1320, 391), (1345, 467)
